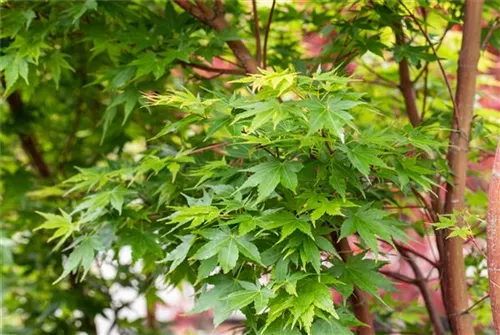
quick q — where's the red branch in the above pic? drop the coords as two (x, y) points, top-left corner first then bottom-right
(174, 0), (258, 74)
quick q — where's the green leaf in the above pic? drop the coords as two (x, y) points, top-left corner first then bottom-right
(110, 67), (136, 89)
(121, 229), (162, 262)
(55, 237), (100, 283)
(2, 54), (30, 91)
(129, 51), (166, 79)
(190, 276), (240, 327)
(197, 256), (218, 282)
(260, 212), (314, 241)
(224, 281), (275, 314)
(301, 238), (321, 273)
(305, 96), (360, 141)
(331, 254), (391, 300)
(100, 107), (117, 144)
(67, 0), (98, 24)
(240, 160), (303, 201)
(164, 235), (195, 272)
(109, 190), (125, 215)
(166, 205), (220, 228)
(48, 52), (75, 89)
(340, 206), (403, 255)
(218, 238), (239, 273)
(345, 145), (387, 177)
(35, 210), (78, 250)
(311, 318), (353, 335)
(235, 236), (262, 264)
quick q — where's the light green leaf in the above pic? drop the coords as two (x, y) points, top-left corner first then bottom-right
(218, 238), (239, 273)
(164, 234), (195, 272)
(35, 210), (78, 250)
(235, 236), (262, 264)
(311, 319), (353, 335)
(240, 160), (303, 201)
(54, 237), (99, 283)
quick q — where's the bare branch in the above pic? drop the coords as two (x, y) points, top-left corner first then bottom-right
(481, 17), (500, 50)
(251, 0), (262, 67)
(398, 1), (458, 121)
(5, 90), (51, 178)
(396, 246), (446, 335)
(174, 0), (258, 73)
(262, 0), (276, 69)
(358, 62), (399, 88)
(178, 61), (246, 75)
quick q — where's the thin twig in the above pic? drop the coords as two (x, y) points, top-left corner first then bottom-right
(216, 56), (244, 68)
(420, 7), (429, 122)
(262, 0), (276, 69)
(412, 24), (451, 84)
(178, 61), (246, 75)
(460, 294), (490, 315)
(189, 142), (229, 155)
(358, 62), (399, 88)
(251, 0), (262, 67)
(421, 66), (429, 120)
(379, 270), (416, 284)
(481, 18), (500, 50)
(399, 1), (458, 120)
(361, 79), (399, 89)
(411, 186), (438, 222)
(397, 246), (446, 335)
(395, 242), (439, 268)
(378, 239), (438, 268)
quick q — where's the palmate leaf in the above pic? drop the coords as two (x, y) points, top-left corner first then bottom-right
(330, 254), (392, 301)
(311, 318), (353, 335)
(300, 238), (321, 273)
(165, 205), (220, 228)
(230, 68), (297, 96)
(259, 212), (314, 241)
(286, 279), (339, 334)
(301, 194), (358, 224)
(340, 205), (406, 255)
(218, 237), (239, 273)
(193, 228), (262, 273)
(302, 96), (360, 142)
(54, 236), (102, 284)
(120, 228), (163, 262)
(71, 187), (132, 218)
(262, 319), (302, 335)
(224, 281), (276, 315)
(35, 210), (78, 250)
(240, 160), (303, 201)
(162, 234), (195, 272)
(232, 99), (300, 132)
(190, 275), (240, 327)
(344, 144), (388, 177)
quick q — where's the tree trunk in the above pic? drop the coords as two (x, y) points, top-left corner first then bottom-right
(442, 1), (483, 334)
(487, 141), (500, 333)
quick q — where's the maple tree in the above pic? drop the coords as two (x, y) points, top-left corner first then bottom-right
(1, 1), (499, 335)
